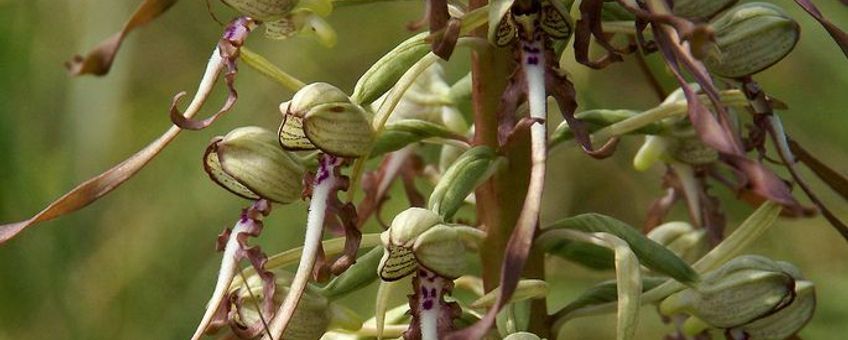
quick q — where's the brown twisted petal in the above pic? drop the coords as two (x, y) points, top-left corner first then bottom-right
(793, 0), (848, 59)
(66, 0), (178, 76)
(651, 23), (801, 214)
(170, 17), (257, 130)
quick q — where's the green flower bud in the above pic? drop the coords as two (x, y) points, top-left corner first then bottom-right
(264, 11), (337, 47)
(204, 126), (305, 203)
(647, 222), (708, 264)
(705, 2), (800, 78)
(429, 146), (501, 220)
(413, 224), (484, 279)
(660, 255), (796, 328)
(489, 0), (573, 47)
(351, 33), (430, 106)
(231, 270), (362, 340)
(729, 279), (815, 340)
(671, 0), (738, 20)
(503, 332), (543, 340)
(633, 135), (671, 171)
(221, 0), (298, 22)
(279, 82), (375, 157)
(378, 208), (484, 280)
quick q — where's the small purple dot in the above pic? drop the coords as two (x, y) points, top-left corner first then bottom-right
(422, 300), (434, 310)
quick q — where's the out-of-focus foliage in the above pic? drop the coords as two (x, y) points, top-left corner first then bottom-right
(0, 0), (845, 339)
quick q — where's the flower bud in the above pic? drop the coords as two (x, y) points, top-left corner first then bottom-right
(279, 83), (375, 157)
(378, 208), (484, 280)
(647, 222), (708, 263)
(230, 270), (362, 340)
(668, 124), (718, 166)
(204, 126), (305, 203)
(429, 146), (501, 220)
(221, 0), (298, 22)
(503, 332), (543, 340)
(729, 278), (815, 340)
(671, 0), (738, 20)
(488, 0), (573, 47)
(351, 33), (430, 106)
(705, 2), (800, 78)
(660, 255), (796, 328)
(671, 137), (719, 166)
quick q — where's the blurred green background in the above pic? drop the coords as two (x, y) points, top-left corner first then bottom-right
(0, 0), (846, 339)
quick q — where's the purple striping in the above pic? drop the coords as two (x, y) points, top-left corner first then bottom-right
(421, 286), (429, 298)
(430, 287), (437, 297)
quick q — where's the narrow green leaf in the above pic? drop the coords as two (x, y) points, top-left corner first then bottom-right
(553, 277), (666, 323)
(539, 239), (615, 270)
(541, 214), (699, 284)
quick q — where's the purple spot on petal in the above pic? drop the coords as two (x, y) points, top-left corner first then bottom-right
(527, 56), (539, 65)
(421, 286), (429, 298)
(422, 300), (434, 310)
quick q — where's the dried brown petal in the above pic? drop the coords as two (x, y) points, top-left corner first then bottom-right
(66, 0), (178, 76)
(793, 0), (848, 59)
(170, 17), (257, 130)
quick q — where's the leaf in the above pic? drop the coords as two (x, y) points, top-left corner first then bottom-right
(553, 277), (666, 323)
(555, 202), (782, 321)
(66, 0), (178, 76)
(540, 230), (643, 340)
(541, 214), (699, 284)
(540, 239), (615, 270)
(793, 0), (848, 59)
(471, 279), (549, 309)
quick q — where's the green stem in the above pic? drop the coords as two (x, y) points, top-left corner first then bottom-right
(240, 47), (306, 92)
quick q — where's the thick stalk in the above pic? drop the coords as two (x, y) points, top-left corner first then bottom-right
(468, 0), (523, 293)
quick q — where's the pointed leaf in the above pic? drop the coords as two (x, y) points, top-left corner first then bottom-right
(541, 214), (699, 284)
(553, 277), (666, 323)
